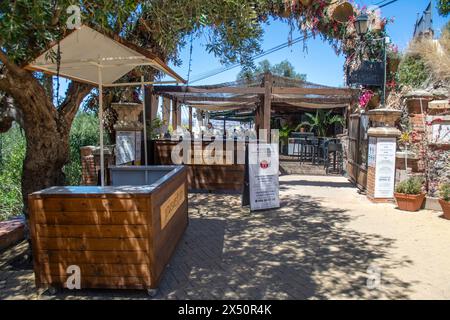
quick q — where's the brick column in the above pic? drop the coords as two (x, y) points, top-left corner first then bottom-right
(366, 110), (402, 203)
(81, 146), (97, 186)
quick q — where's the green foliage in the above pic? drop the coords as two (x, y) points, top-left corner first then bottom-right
(0, 125), (25, 221)
(279, 124), (294, 144)
(64, 113), (101, 186)
(398, 55), (429, 88)
(147, 117), (164, 139)
(440, 183), (450, 202)
(395, 177), (424, 195)
(296, 110), (344, 138)
(438, 0), (450, 17)
(237, 59), (307, 82)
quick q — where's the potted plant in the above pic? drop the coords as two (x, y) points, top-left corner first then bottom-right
(279, 125), (293, 155)
(394, 177), (426, 212)
(439, 183), (450, 220)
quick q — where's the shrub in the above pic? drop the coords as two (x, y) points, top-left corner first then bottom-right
(395, 177), (424, 195)
(398, 55), (429, 88)
(0, 125), (26, 221)
(440, 183), (450, 202)
(64, 113), (102, 186)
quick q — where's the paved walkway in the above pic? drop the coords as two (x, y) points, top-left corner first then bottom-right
(1, 175), (450, 300)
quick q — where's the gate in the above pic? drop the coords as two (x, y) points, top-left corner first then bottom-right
(347, 113), (369, 190)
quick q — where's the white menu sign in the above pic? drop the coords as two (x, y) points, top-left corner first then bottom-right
(249, 143), (280, 211)
(374, 137), (397, 198)
(116, 131), (137, 165)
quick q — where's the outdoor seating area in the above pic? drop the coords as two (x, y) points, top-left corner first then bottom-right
(289, 133), (344, 175)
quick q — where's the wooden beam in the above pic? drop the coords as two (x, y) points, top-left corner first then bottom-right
(176, 101), (182, 128)
(262, 73), (272, 141)
(171, 99), (177, 130)
(272, 87), (356, 96)
(153, 85), (265, 95)
(188, 106), (193, 132)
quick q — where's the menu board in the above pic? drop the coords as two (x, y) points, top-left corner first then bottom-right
(374, 138), (397, 198)
(249, 143), (280, 211)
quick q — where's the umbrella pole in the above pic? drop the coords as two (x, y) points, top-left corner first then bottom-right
(141, 76), (148, 166)
(98, 66), (105, 187)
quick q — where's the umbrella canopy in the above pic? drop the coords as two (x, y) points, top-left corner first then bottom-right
(25, 25), (185, 85)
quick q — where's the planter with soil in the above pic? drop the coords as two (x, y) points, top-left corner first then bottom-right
(394, 193), (426, 212)
(394, 176), (426, 212)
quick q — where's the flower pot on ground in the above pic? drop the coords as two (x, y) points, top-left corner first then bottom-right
(439, 183), (450, 220)
(394, 177), (426, 212)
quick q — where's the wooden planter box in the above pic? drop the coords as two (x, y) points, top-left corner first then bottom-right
(28, 166), (188, 293)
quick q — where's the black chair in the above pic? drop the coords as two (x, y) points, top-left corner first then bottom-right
(324, 142), (343, 175)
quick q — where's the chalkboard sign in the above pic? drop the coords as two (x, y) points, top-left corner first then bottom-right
(347, 61), (384, 87)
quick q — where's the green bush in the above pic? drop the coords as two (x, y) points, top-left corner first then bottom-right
(64, 113), (101, 186)
(0, 125), (26, 221)
(395, 177), (424, 195)
(398, 55), (429, 88)
(440, 183), (450, 202)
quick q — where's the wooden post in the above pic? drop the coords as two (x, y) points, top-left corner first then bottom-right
(171, 99), (177, 130)
(176, 101), (182, 128)
(263, 72), (273, 142)
(162, 97), (171, 135)
(188, 106), (193, 132)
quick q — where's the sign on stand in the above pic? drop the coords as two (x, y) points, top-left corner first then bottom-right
(116, 131), (141, 165)
(248, 143), (280, 211)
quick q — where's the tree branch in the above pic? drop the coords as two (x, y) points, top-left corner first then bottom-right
(59, 82), (93, 123)
(0, 49), (27, 78)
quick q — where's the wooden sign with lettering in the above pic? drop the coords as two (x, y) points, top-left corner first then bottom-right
(160, 184), (185, 229)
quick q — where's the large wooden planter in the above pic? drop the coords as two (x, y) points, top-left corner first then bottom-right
(439, 199), (450, 220)
(394, 193), (426, 212)
(28, 166), (188, 293)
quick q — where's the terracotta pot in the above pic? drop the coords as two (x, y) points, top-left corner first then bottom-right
(327, 1), (354, 23)
(439, 199), (450, 220)
(394, 193), (426, 212)
(300, 0), (312, 6)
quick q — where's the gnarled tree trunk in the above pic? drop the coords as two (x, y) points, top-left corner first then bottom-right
(0, 62), (92, 220)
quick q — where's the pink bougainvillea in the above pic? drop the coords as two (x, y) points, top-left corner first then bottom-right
(359, 90), (374, 109)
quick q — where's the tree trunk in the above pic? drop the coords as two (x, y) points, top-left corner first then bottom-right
(21, 113), (71, 217)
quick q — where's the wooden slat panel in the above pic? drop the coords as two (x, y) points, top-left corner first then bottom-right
(36, 198), (147, 212)
(35, 211), (147, 225)
(41, 263), (151, 279)
(36, 225), (148, 238)
(37, 250), (150, 264)
(38, 238), (149, 251)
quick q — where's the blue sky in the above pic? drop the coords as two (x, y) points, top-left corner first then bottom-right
(161, 0), (449, 87)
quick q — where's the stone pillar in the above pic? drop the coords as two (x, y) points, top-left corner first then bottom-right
(81, 146), (114, 186)
(112, 103), (144, 166)
(366, 109), (402, 203)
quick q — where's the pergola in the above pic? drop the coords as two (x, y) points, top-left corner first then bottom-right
(26, 25), (186, 186)
(147, 73), (359, 137)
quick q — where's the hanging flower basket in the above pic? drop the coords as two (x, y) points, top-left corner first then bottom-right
(300, 0), (312, 6)
(327, 1), (354, 24)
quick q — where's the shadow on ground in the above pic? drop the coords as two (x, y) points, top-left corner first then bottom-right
(0, 180), (413, 300)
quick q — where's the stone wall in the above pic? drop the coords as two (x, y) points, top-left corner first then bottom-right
(401, 92), (450, 197)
